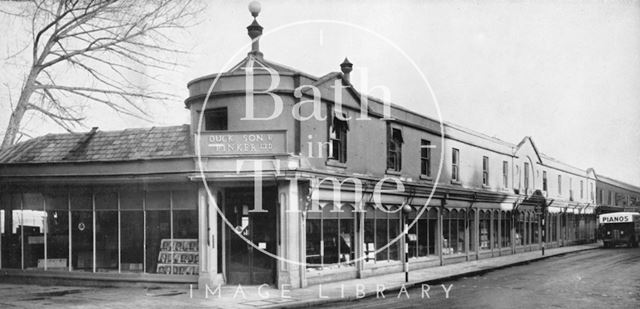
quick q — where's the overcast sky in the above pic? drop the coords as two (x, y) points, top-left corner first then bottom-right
(1, 0), (639, 186)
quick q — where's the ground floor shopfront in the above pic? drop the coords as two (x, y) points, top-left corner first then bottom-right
(299, 182), (598, 286)
(0, 177), (598, 289)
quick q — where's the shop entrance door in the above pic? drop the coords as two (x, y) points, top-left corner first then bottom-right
(224, 187), (277, 285)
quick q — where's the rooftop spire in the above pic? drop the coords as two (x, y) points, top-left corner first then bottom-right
(247, 1), (263, 58)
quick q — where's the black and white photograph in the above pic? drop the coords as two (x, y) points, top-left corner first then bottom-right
(0, 0), (639, 308)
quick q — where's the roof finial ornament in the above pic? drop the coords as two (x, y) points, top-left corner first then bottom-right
(340, 57), (353, 82)
(247, 1), (263, 58)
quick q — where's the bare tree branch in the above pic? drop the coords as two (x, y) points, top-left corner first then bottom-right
(1, 0), (202, 149)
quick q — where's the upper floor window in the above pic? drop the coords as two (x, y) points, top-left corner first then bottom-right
(599, 189), (603, 204)
(542, 171), (548, 191)
(420, 140), (431, 177)
(558, 175), (562, 195)
(523, 162), (530, 193)
(204, 107), (228, 131)
(608, 191), (613, 205)
(502, 161), (508, 188)
(580, 180), (584, 199)
(482, 156), (489, 186)
(569, 178), (573, 201)
(387, 127), (403, 172)
(329, 113), (349, 163)
(451, 148), (460, 182)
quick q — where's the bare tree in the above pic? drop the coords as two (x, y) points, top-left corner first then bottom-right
(0, 0), (201, 149)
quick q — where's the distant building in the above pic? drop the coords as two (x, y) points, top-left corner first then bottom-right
(0, 5), (637, 289)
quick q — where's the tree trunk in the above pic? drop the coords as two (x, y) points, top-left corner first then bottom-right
(1, 70), (38, 150)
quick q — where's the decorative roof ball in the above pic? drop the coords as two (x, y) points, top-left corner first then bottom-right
(402, 203), (413, 214)
(248, 1), (261, 17)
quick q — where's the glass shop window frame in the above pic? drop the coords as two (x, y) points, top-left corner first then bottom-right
(305, 203), (356, 270)
(0, 187), (199, 277)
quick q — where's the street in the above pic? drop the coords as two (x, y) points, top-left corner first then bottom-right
(319, 248), (640, 309)
(0, 247), (637, 308)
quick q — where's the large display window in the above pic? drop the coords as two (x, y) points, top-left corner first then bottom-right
(305, 203), (355, 269)
(0, 186), (198, 276)
(442, 209), (466, 255)
(407, 207), (437, 258)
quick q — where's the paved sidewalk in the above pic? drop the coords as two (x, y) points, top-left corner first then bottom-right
(0, 243), (600, 308)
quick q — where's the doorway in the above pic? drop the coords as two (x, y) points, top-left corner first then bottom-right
(224, 187), (277, 285)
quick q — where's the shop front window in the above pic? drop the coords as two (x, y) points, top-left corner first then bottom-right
(442, 209), (465, 255)
(551, 213), (558, 242)
(479, 210), (491, 250)
(468, 209), (475, 252)
(305, 203), (355, 269)
(515, 211), (524, 246)
(70, 191), (93, 271)
(95, 192), (118, 271)
(145, 191), (171, 274)
(0, 187), (198, 276)
(531, 213), (539, 244)
(45, 191), (69, 271)
(363, 204), (400, 264)
(22, 193), (46, 269)
(501, 211), (511, 248)
(408, 207), (437, 258)
(120, 190), (144, 272)
(493, 211), (500, 249)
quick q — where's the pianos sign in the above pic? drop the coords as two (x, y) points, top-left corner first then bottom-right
(599, 212), (637, 224)
(198, 130), (286, 155)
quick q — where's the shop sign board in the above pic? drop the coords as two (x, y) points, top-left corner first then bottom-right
(197, 130), (286, 156)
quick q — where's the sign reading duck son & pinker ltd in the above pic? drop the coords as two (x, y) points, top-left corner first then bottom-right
(197, 130), (287, 155)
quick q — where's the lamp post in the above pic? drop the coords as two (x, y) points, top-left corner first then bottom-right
(402, 203), (413, 283)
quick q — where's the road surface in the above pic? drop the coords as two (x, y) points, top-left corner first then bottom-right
(319, 248), (640, 309)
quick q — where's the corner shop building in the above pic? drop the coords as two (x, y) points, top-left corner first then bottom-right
(0, 11), (607, 289)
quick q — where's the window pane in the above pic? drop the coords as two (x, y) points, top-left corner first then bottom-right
(71, 211), (93, 271)
(96, 211), (118, 271)
(23, 210), (46, 269)
(306, 219), (322, 268)
(364, 206), (375, 263)
(95, 192), (117, 210)
(146, 191), (170, 210)
(375, 216), (388, 261)
(339, 215), (354, 264)
(450, 211), (459, 254)
(321, 217), (338, 265)
(173, 210), (198, 239)
(121, 211), (144, 272)
(417, 219), (428, 257)
(145, 210), (170, 273)
(46, 209), (69, 270)
(120, 191), (143, 210)
(493, 212), (500, 249)
(480, 211), (490, 250)
(172, 191), (197, 210)
(456, 214), (465, 254)
(469, 210), (475, 252)
(204, 108), (228, 131)
(1, 194), (21, 268)
(442, 210), (451, 255)
(501, 212), (511, 248)
(70, 191), (92, 210)
(388, 216), (399, 261)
